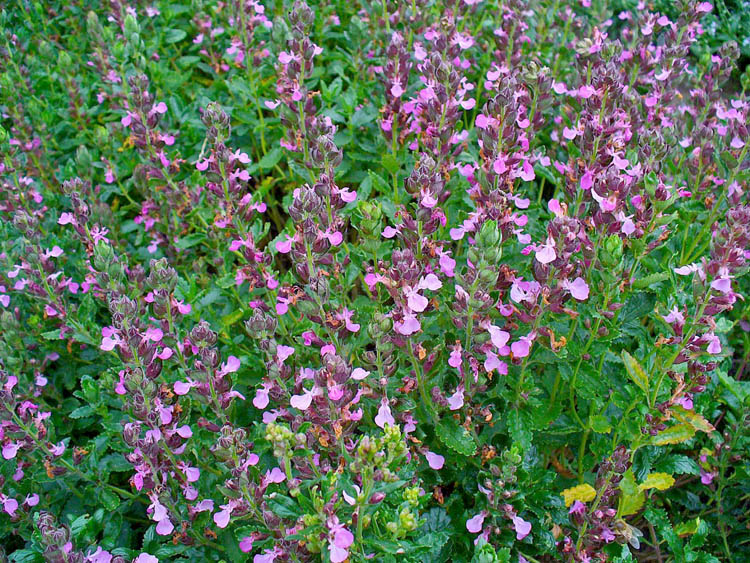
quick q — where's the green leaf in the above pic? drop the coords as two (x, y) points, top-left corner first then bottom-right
(436, 418), (477, 456)
(674, 517), (702, 537)
(164, 29), (187, 43)
(9, 550), (42, 563)
(266, 495), (300, 519)
(591, 414), (612, 434)
(174, 233), (206, 250)
(419, 507), (451, 533)
(259, 147), (283, 170)
(381, 153), (400, 175)
(655, 455), (699, 476)
(70, 406), (94, 419)
(621, 351), (649, 395)
(632, 271), (669, 289)
(100, 489), (121, 511)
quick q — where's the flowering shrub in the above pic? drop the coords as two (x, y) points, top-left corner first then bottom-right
(2, 0), (750, 561)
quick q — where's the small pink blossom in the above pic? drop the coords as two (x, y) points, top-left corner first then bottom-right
(466, 511), (486, 533)
(425, 451), (445, 470)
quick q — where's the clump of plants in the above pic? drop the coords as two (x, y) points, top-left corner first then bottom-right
(1, 0), (749, 561)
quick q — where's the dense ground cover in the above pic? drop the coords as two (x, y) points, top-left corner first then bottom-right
(1, 0), (750, 561)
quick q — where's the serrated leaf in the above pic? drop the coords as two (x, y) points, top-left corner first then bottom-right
(70, 405), (94, 419)
(419, 508), (451, 533)
(591, 414), (612, 434)
(100, 489), (121, 511)
(670, 405), (715, 434)
(651, 423), (695, 446)
(655, 455), (699, 475)
(639, 472), (675, 491)
(632, 271), (669, 289)
(436, 418), (476, 456)
(561, 483), (597, 507)
(621, 351), (649, 395)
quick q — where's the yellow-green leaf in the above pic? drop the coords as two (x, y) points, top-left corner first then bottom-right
(622, 351), (649, 395)
(670, 405), (716, 434)
(638, 472), (675, 491)
(561, 484), (597, 507)
(651, 423), (696, 446)
(675, 518), (701, 537)
(619, 470), (645, 516)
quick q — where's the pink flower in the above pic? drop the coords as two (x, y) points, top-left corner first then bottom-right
(394, 314), (421, 336)
(447, 388), (465, 410)
(448, 347), (462, 368)
(706, 333), (722, 355)
(329, 525), (354, 563)
(488, 325), (510, 349)
(2, 442), (19, 460)
(277, 345), (295, 363)
(535, 238), (557, 264)
(239, 537), (255, 553)
(1, 496), (18, 516)
(143, 326), (163, 342)
(466, 511), (486, 533)
(253, 384), (271, 409)
(425, 451), (445, 470)
(511, 335), (534, 358)
(580, 169), (593, 190)
(374, 399), (395, 428)
(290, 388), (314, 410)
(219, 355), (241, 375)
(213, 504), (233, 528)
(134, 555), (158, 563)
(569, 500), (586, 515)
(562, 277), (590, 301)
(512, 515), (531, 540)
(275, 235), (294, 253)
(266, 467), (286, 483)
(351, 368), (370, 380)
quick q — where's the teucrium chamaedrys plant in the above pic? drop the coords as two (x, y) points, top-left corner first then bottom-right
(1, 0), (750, 561)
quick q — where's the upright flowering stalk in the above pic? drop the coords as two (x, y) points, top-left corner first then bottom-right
(407, 18), (476, 165)
(380, 31), (413, 152)
(268, 1), (324, 167)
